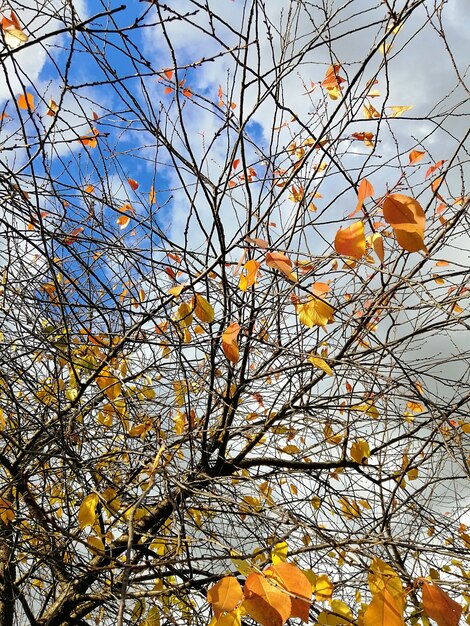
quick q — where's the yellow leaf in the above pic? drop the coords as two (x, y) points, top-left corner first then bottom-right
(271, 541), (288, 564)
(78, 493), (99, 529)
(230, 553), (254, 577)
(339, 497), (361, 520)
(387, 105), (413, 117)
(314, 574), (334, 603)
(383, 194), (428, 253)
(0, 498), (15, 525)
(308, 354), (333, 376)
(297, 297), (334, 328)
(87, 535), (105, 554)
(194, 294), (214, 323)
(351, 401), (379, 419)
(177, 301), (193, 328)
(368, 558), (403, 602)
(364, 588), (404, 626)
(239, 260), (260, 291)
(350, 439), (370, 464)
(334, 221), (366, 259)
(96, 368), (121, 402)
(316, 600), (353, 625)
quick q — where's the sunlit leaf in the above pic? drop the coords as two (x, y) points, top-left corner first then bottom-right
(387, 105), (413, 117)
(265, 562), (312, 621)
(243, 572), (291, 626)
(96, 368), (122, 401)
(193, 294), (214, 323)
(297, 297), (334, 328)
(207, 576), (243, 619)
(78, 493), (99, 529)
(425, 160), (446, 179)
(312, 573), (334, 603)
(350, 178), (374, 217)
(409, 150), (425, 165)
(239, 259), (260, 291)
(17, 93), (35, 111)
(271, 541), (288, 565)
(222, 322), (241, 364)
(47, 98), (58, 117)
(128, 178), (139, 191)
(1, 11), (28, 48)
(308, 354), (333, 376)
(339, 497), (361, 520)
(364, 588), (404, 626)
(350, 439), (370, 464)
(383, 193), (427, 253)
(334, 221), (366, 259)
(265, 252), (296, 281)
(0, 498), (15, 525)
(371, 232), (385, 263)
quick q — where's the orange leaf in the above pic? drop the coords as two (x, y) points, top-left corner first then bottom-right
(334, 221), (366, 259)
(63, 227), (84, 245)
(265, 252), (296, 281)
(222, 323), (240, 364)
(409, 150), (425, 165)
(128, 178), (139, 191)
(350, 178), (374, 216)
(149, 186), (156, 205)
(383, 194), (427, 253)
(246, 237), (269, 249)
(239, 260), (260, 291)
(164, 68), (173, 80)
(47, 98), (58, 117)
(207, 576), (243, 619)
(425, 160), (446, 179)
(421, 581), (462, 626)
(371, 232), (385, 264)
(17, 93), (34, 111)
(265, 563), (312, 622)
(233, 159), (240, 170)
(364, 588), (404, 626)
(117, 215), (131, 229)
(243, 572), (291, 626)
(1, 11), (28, 48)
(431, 177), (443, 193)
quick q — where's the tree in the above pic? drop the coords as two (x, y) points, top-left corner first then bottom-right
(0, 1), (469, 625)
